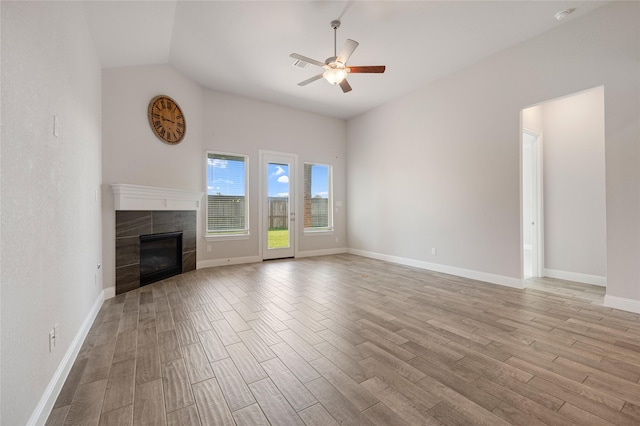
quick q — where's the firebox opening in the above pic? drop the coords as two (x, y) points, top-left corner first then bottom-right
(140, 231), (183, 286)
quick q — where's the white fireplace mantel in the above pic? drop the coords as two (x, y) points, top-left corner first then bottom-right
(111, 184), (204, 211)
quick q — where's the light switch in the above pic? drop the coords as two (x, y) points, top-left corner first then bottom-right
(53, 114), (59, 137)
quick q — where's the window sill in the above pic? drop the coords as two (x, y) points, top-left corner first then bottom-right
(304, 229), (334, 237)
(205, 233), (251, 242)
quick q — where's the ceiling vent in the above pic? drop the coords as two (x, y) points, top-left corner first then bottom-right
(292, 59), (310, 70)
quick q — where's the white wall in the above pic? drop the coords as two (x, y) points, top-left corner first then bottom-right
(102, 65), (205, 294)
(347, 2), (639, 303)
(542, 88), (606, 280)
(202, 90), (347, 263)
(102, 65), (347, 290)
(1, 2), (103, 424)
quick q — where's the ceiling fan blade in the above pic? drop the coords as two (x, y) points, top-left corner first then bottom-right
(339, 79), (352, 93)
(298, 73), (324, 86)
(337, 39), (359, 64)
(348, 65), (386, 74)
(290, 53), (325, 68)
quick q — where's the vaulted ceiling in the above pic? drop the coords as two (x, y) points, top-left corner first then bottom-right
(85, 1), (607, 119)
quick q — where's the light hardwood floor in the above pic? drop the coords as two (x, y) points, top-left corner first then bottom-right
(47, 254), (640, 425)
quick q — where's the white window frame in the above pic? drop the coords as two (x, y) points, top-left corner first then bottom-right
(205, 150), (250, 241)
(303, 162), (333, 235)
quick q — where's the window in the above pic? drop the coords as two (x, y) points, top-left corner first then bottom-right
(207, 152), (249, 236)
(304, 163), (332, 232)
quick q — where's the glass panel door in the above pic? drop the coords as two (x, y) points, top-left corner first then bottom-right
(262, 153), (296, 259)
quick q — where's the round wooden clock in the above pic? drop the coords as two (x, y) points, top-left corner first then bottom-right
(147, 95), (186, 144)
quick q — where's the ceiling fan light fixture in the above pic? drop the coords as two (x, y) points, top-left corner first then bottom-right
(323, 67), (347, 85)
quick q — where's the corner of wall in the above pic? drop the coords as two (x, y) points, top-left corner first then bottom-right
(603, 295), (640, 315)
(27, 292), (104, 425)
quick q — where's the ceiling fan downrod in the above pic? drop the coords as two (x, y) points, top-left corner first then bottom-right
(331, 20), (341, 60)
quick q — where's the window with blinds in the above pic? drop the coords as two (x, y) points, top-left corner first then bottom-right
(304, 163), (332, 231)
(207, 152), (249, 235)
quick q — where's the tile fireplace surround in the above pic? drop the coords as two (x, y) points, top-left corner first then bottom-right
(112, 184), (203, 295)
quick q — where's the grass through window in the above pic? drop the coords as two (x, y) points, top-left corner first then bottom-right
(268, 229), (289, 249)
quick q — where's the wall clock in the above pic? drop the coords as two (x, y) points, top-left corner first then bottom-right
(147, 95), (186, 144)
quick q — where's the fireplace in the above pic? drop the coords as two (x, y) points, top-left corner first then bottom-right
(140, 231), (183, 286)
(114, 210), (197, 294)
(112, 184), (203, 295)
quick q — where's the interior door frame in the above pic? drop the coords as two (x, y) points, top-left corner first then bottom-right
(522, 128), (544, 278)
(259, 150), (299, 260)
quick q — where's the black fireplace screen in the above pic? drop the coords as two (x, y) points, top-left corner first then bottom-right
(140, 231), (183, 286)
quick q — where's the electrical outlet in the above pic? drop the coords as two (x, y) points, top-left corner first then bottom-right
(207, 245), (212, 252)
(431, 248), (437, 256)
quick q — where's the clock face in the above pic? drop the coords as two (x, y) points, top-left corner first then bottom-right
(148, 95), (186, 144)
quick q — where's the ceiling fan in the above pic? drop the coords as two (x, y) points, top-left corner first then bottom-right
(290, 20), (386, 93)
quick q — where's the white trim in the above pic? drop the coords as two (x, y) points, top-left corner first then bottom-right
(197, 255), (262, 269)
(521, 126), (544, 279)
(205, 233), (251, 242)
(259, 150), (298, 260)
(543, 268), (606, 287)
(304, 229), (334, 237)
(296, 248), (347, 258)
(348, 248), (524, 289)
(28, 292), (104, 425)
(205, 151), (250, 236)
(103, 286), (115, 300)
(303, 162), (334, 233)
(603, 295), (640, 314)
(111, 184), (203, 211)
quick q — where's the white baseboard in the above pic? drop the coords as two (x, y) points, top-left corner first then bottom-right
(296, 247), (347, 258)
(28, 291), (104, 425)
(603, 295), (640, 314)
(103, 286), (115, 300)
(543, 268), (606, 287)
(197, 255), (262, 269)
(347, 248), (524, 289)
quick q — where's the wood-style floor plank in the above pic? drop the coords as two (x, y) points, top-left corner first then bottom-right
(298, 403), (340, 426)
(192, 378), (235, 425)
(63, 379), (107, 425)
(310, 356), (378, 411)
(248, 378), (305, 426)
(181, 342), (215, 384)
(99, 404), (133, 426)
(47, 254), (640, 426)
(211, 357), (256, 411)
(226, 342), (268, 384)
(361, 376), (440, 425)
(232, 403), (270, 425)
(102, 359), (135, 413)
(261, 357), (317, 411)
(161, 358), (195, 413)
(133, 378), (166, 426)
(166, 404), (200, 426)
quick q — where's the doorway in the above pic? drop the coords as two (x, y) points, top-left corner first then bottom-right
(260, 151), (297, 260)
(521, 86), (606, 286)
(522, 129), (542, 278)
